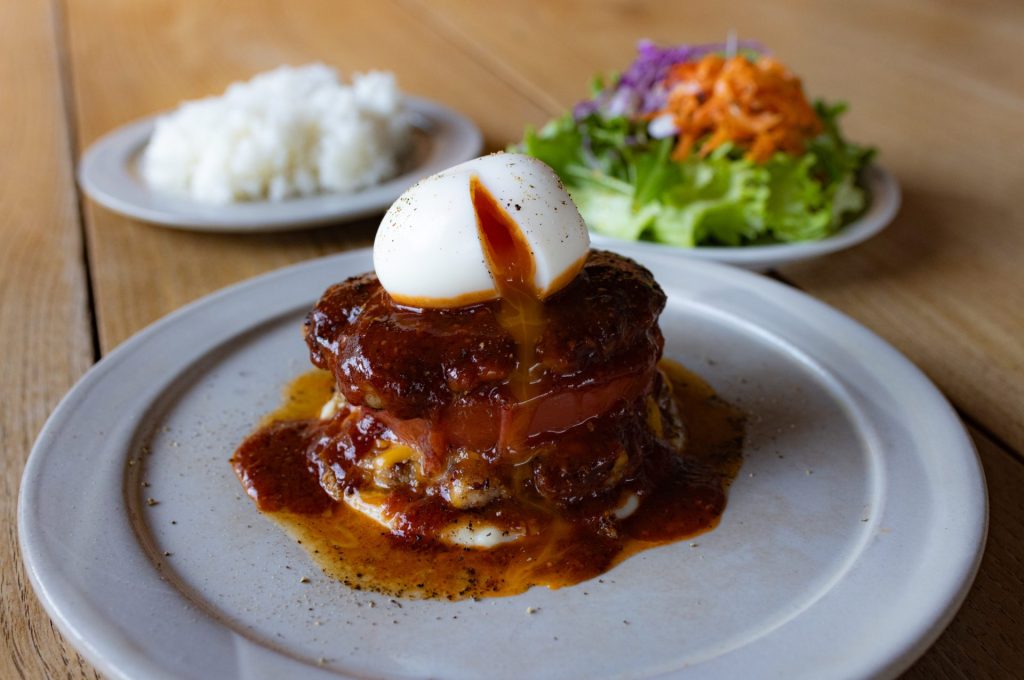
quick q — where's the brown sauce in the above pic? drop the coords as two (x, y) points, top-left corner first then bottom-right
(231, 360), (743, 600)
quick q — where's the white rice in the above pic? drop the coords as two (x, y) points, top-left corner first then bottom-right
(141, 64), (412, 204)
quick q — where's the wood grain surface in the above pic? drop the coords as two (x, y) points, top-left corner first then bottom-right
(0, 1), (98, 678)
(5, 0), (1022, 677)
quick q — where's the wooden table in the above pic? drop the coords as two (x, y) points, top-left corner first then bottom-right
(4, 1), (1022, 677)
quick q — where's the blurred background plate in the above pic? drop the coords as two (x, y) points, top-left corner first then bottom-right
(77, 96), (482, 232)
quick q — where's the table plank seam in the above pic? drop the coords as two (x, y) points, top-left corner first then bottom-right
(53, 0), (100, 364)
(956, 411), (1024, 468)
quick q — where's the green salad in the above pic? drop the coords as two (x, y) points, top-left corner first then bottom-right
(516, 41), (875, 247)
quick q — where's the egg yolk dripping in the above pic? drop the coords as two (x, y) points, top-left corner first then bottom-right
(471, 177), (547, 454)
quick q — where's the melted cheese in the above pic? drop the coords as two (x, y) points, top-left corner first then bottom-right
(372, 443), (418, 472)
(342, 488), (524, 548)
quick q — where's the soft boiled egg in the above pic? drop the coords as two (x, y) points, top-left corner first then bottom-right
(373, 153), (590, 308)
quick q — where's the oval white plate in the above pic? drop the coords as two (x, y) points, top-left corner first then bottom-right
(590, 164), (901, 271)
(77, 97), (483, 232)
(19, 249), (984, 680)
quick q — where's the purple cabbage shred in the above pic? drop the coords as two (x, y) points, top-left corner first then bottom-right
(574, 39), (766, 121)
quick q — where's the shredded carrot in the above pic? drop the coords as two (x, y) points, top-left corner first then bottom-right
(655, 54), (822, 163)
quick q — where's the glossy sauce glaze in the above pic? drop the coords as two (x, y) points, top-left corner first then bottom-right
(231, 360), (743, 600)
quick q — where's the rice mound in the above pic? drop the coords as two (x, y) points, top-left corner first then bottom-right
(141, 64), (412, 204)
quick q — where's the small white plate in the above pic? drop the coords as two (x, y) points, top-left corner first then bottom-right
(590, 165), (901, 271)
(77, 97), (483, 232)
(20, 249), (985, 680)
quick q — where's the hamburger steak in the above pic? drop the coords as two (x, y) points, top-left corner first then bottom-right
(301, 250), (678, 509)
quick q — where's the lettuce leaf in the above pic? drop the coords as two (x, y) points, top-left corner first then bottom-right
(650, 147), (769, 246)
(570, 186), (660, 241)
(516, 100), (874, 247)
(761, 152), (832, 242)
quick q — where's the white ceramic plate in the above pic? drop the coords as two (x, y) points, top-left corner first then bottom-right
(590, 165), (901, 271)
(77, 97), (483, 232)
(19, 249), (985, 680)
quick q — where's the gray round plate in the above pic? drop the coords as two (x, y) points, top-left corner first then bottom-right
(77, 97), (483, 232)
(19, 249), (985, 679)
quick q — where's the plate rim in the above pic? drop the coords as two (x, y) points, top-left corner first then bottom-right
(76, 96), (483, 233)
(589, 164), (901, 271)
(18, 248), (986, 680)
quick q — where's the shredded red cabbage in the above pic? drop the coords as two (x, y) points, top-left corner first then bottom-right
(573, 39), (766, 121)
